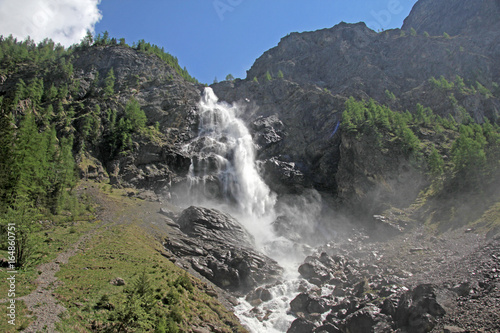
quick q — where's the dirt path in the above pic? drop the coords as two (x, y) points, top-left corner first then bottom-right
(16, 183), (116, 333)
(19, 220), (107, 333)
(15, 181), (176, 332)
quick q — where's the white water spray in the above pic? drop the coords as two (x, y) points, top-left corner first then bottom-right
(186, 87), (278, 242)
(185, 88), (310, 332)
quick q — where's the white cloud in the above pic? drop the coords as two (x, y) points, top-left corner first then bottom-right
(0, 0), (102, 47)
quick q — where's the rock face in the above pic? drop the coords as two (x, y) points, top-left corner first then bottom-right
(213, 79), (345, 196)
(69, 46), (201, 190)
(402, 0), (500, 37)
(243, 22), (499, 106)
(176, 206), (255, 247)
(212, 0), (500, 215)
(164, 207), (283, 292)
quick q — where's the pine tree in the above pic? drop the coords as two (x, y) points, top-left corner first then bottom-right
(12, 111), (45, 206)
(265, 71), (272, 82)
(104, 68), (116, 99)
(81, 30), (93, 47)
(451, 125), (487, 185)
(125, 98), (147, 131)
(13, 79), (27, 107)
(428, 146), (444, 176)
(0, 109), (15, 210)
(28, 77), (44, 106)
(46, 84), (58, 101)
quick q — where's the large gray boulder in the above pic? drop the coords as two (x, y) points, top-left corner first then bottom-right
(165, 206), (283, 292)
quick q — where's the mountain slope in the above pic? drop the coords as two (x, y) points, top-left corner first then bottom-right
(402, 0), (500, 36)
(213, 0), (500, 224)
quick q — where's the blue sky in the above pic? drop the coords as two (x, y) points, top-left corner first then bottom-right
(94, 0), (418, 84)
(0, 0), (417, 84)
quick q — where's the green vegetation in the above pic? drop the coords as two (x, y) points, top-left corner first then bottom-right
(430, 75), (495, 102)
(341, 97), (421, 157)
(0, 34), (246, 332)
(341, 97), (500, 189)
(76, 31), (199, 84)
(132, 39), (199, 84)
(53, 198), (246, 333)
(277, 70), (284, 79)
(103, 68), (116, 99)
(385, 89), (396, 101)
(265, 71), (272, 82)
(429, 75), (455, 91)
(225, 74), (235, 82)
(0, 33), (194, 271)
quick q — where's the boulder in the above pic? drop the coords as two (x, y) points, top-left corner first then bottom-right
(164, 206), (283, 292)
(298, 259), (332, 284)
(396, 284), (447, 333)
(177, 206), (255, 247)
(287, 318), (316, 333)
(341, 306), (392, 333)
(245, 286), (273, 306)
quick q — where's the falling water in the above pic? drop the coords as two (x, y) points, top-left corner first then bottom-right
(186, 88), (308, 332)
(186, 87), (279, 241)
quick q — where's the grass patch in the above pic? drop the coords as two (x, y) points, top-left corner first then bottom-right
(54, 199), (246, 332)
(0, 217), (98, 299)
(470, 201), (500, 234)
(0, 300), (33, 333)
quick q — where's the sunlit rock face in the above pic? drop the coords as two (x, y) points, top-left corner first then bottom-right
(165, 206), (283, 292)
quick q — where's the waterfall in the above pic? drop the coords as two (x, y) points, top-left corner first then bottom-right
(186, 88), (277, 238)
(185, 87), (307, 332)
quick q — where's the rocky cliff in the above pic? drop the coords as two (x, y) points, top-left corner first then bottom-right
(402, 0), (500, 37)
(70, 45), (203, 190)
(212, 0), (500, 220)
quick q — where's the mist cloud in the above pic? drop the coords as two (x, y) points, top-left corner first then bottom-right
(0, 0), (102, 47)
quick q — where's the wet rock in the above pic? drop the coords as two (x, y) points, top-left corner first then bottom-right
(381, 298), (397, 318)
(353, 279), (369, 297)
(290, 293), (311, 314)
(290, 292), (330, 316)
(177, 206), (254, 247)
(313, 323), (341, 333)
(298, 259), (332, 284)
(287, 318), (317, 333)
(307, 297), (329, 314)
(262, 157), (306, 194)
(340, 305), (392, 333)
(164, 206), (283, 292)
(245, 287), (273, 305)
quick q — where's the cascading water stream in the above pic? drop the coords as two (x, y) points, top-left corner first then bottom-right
(186, 87), (279, 243)
(185, 87), (309, 332)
